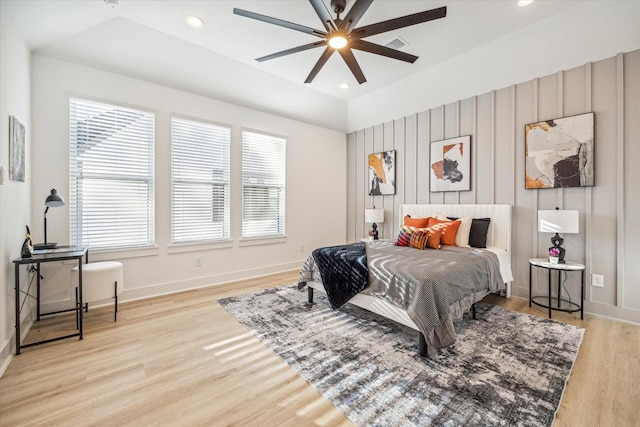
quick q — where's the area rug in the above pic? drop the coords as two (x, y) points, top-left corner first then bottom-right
(218, 285), (584, 427)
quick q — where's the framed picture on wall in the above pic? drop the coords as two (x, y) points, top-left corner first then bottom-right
(525, 112), (594, 189)
(9, 115), (26, 182)
(430, 135), (471, 192)
(368, 150), (395, 195)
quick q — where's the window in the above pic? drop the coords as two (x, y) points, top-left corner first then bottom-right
(242, 131), (286, 238)
(171, 117), (230, 243)
(69, 98), (155, 250)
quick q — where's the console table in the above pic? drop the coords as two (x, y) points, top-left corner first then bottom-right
(13, 246), (88, 354)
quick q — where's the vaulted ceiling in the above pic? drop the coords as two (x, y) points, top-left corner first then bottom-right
(4, 0), (585, 130)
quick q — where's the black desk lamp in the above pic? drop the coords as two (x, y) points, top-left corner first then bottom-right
(34, 189), (65, 250)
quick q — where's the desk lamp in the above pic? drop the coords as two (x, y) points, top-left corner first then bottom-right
(34, 189), (65, 250)
(537, 208), (579, 263)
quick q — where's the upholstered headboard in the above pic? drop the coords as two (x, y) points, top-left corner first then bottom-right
(398, 204), (512, 254)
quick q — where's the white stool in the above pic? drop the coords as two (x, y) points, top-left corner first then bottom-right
(72, 261), (123, 321)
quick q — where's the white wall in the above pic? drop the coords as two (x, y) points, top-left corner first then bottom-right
(347, 1), (640, 133)
(0, 6), (33, 371)
(27, 55), (347, 318)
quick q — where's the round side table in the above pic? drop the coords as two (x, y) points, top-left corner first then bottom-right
(528, 258), (585, 319)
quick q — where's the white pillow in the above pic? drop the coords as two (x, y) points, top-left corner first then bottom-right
(455, 216), (473, 247)
(435, 213), (471, 247)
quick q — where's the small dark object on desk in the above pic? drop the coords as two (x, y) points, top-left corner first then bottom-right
(21, 226), (33, 258)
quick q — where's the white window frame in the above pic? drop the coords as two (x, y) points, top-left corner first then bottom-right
(69, 97), (155, 251)
(170, 116), (231, 244)
(241, 130), (286, 239)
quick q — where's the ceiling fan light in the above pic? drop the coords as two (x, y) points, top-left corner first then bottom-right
(329, 35), (348, 49)
(340, 83), (350, 89)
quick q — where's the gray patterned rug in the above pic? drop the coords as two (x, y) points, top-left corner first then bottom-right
(218, 285), (584, 427)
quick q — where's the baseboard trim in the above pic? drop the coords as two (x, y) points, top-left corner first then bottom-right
(510, 285), (640, 325)
(121, 260), (303, 303)
(0, 310), (36, 378)
(36, 260), (304, 313)
(0, 341), (14, 378)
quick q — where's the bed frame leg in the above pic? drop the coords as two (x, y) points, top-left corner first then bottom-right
(307, 287), (314, 304)
(472, 303), (477, 319)
(418, 332), (427, 357)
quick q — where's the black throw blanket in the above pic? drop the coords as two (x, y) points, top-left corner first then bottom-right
(312, 242), (368, 309)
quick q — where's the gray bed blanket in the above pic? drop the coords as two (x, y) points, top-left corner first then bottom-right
(300, 240), (504, 352)
(365, 240), (503, 352)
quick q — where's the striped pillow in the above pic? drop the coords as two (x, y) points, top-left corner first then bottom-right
(395, 225), (442, 249)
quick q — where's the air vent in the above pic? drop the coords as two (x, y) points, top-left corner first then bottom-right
(385, 36), (408, 50)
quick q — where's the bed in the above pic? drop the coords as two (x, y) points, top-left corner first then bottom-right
(298, 204), (513, 356)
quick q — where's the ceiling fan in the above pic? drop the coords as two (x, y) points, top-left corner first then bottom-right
(233, 0), (446, 84)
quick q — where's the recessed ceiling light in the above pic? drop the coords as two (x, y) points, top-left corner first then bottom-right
(340, 83), (350, 89)
(186, 15), (205, 28)
(517, 0), (535, 6)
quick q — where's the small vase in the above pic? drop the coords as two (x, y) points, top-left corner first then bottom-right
(549, 256), (559, 264)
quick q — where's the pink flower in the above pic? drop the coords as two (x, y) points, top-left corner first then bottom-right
(549, 247), (560, 257)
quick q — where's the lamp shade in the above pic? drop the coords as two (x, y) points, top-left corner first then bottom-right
(45, 189), (65, 208)
(538, 210), (579, 234)
(365, 208), (384, 224)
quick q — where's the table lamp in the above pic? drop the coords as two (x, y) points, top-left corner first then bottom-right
(365, 208), (384, 240)
(537, 208), (579, 263)
(34, 189), (65, 250)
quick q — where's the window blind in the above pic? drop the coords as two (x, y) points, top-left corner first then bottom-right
(242, 131), (286, 238)
(171, 117), (230, 243)
(69, 97), (155, 250)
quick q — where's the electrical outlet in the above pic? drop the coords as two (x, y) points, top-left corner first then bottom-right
(299, 245), (304, 253)
(196, 256), (202, 267)
(591, 273), (604, 288)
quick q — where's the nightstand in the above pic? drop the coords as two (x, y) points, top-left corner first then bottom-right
(529, 258), (585, 319)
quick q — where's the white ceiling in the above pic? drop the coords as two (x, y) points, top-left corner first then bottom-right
(4, 0), (585, 129)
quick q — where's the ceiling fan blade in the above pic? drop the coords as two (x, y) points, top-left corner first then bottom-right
(338, 48), (367, 84)
(341, 0), (374, 33)
(234, 8), (327, 38)
(304, 47), (335, 83)
(352, 6), (447, 39)
(309, 0), (338, 32)
(257, 41), (327, 62)
(350, 39), (418, 63)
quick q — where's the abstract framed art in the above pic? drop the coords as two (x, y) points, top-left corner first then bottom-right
(525, 112), (594, 189)
(9, 115), (26, 182)
(368, 150), (395, 195)
(430, 135), (471, 192)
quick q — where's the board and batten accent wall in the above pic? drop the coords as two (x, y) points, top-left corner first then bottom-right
(346, 49), (640, 324)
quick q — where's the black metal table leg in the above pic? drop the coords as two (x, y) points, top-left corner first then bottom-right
(15, 263), (21, 355)
(529, 263), (532, 307)
(36, 263), (41, 321)
(78, 258), (83, 340)
(548, 268), (552, 318)
(557, 270), (562, 308)
(581, 270), (584, 320)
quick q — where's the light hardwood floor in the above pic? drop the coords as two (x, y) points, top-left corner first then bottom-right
(1, 271), (638, 427)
